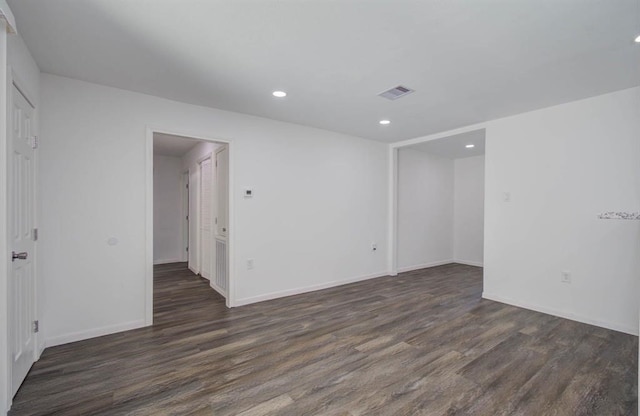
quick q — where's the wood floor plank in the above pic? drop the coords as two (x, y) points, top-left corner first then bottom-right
(9, 262), (638, 415)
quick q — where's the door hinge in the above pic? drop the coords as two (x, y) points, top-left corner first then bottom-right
(186, 215), (188, 221)
(32, 228), (38, 241)
(215, 217), (217, 224)
(186, 183), (189, 189)
(31, 136), (38, 149)
(33, 320), (39, 333)
(186, 246), (189, 252)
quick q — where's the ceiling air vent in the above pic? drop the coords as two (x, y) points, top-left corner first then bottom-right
(378, 85), (414, 100)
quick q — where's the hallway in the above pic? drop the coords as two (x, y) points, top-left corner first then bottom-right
(153, 262), (227, 327)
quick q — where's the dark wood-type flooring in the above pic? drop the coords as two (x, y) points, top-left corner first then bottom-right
(10, 263), (638, 415)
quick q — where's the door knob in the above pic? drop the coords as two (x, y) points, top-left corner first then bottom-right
(12, 251), (28, 261)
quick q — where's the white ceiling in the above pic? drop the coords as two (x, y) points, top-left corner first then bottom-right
(8, 0), (640, 143)
(153, 133), (201, 157)
(408, 129), (485, 159)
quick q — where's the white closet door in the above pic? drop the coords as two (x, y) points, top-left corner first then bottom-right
(212, 145), (229, 297)
(215, 146), (229, 238)
(199, 157), (213, 279)
(10, 84), (37, 398)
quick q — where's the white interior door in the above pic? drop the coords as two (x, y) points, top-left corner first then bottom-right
(215, 146), (229, 238)
(182, 171), (189, 262)
(199, 157), (213, 280)
(213, 146), (229, 296)
(9, 84), (36, 397)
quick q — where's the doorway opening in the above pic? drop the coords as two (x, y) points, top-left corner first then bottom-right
(391, 129), (485, 274)
(149, 131), (231, 322)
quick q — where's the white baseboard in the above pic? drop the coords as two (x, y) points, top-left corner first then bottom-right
(482, 292), (637, 336)
(45, 319), (147, 348)
(210, 280), (227, 298)
(233, 271), (389, 307)
(453, 259), (484, 267)
(188, 265), (199, 275)
(153, 258), (184, 265)
(397, 260), (454, 273)
(37, 340), (45, 359)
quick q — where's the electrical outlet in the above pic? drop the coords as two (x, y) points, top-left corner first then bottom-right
(247, 259), (254, 270)
(371, 243), (377, 252)
(561, 271), (571, 283)
(503, 191), (511, 202)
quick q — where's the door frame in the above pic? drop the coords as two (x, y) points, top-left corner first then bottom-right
(145, 127), (236, 325)
(4, 67), (40, 409)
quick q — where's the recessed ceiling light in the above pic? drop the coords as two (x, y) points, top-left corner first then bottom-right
(465, 144), (475, 148)
(635, 35), (640, 43)
(379, 120), (391, 125)
(272, 91), (287, 98)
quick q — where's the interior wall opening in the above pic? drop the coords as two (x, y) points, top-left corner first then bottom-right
(395, 129), (486, 273)
(152, 132), (230, 313)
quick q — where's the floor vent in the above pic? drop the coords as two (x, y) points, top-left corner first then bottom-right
(378, 85), (414, 100)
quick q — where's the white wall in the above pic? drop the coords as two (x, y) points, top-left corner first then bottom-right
(153, 155), (183, 264)
(181, 141), (220, 273)
(453, 156), (485, 266)
(39, 74), (388, 346)
(484, 87), (640, 335)
(397, 148), (453, 271)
